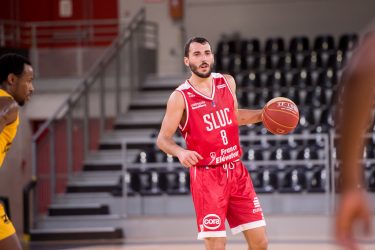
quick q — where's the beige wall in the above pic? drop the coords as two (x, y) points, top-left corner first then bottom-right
(119, 0), (185, 76)
(184, 0), (375, 52)
(119, 0), (375, 76)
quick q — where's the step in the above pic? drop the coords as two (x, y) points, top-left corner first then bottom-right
(84, 150), (140, 166)
(30, 227), (123, 241)
(70, 172), (122, 182)
(83, 163), (122, 171)
(66, 180), (121, 195)
(53, 193), (126, 214)
(99, 129), (158, 150)
(48, 203), (110, 216)
(142, 75), (186, 91)
(114, 110), (164, 129)
(129, 91), (170, 110)
(99, 140), (156, 151)
(37, 214), (123, 229)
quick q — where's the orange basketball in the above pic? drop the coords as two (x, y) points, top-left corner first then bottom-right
(262, 97), (299, 135)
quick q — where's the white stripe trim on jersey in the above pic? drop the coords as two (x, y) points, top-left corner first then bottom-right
(231, 220), (266, 235)
(187, 77), (215, 101)
(176, 89), (189, 131)
(220, 73), (236, 100)
(197, 230), (226, 240)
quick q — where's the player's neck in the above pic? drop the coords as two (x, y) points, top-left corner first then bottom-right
(0, 86), (11, 95)
(189, 74), (212, 89)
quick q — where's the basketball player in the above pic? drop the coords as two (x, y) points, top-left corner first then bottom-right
(0, 53), (34, 250)
(157, 37), (267, 250)
(335, 33), (374, 250)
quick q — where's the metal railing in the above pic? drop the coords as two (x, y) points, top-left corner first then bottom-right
(120, 133), (333, 216)
(0, 17), (122, 76)
(30, 8), (157, 223)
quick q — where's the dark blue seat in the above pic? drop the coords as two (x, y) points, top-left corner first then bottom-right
(279, 165), (306, 193)
(306, 165), (326, 193)
(289, 36), (310, 53)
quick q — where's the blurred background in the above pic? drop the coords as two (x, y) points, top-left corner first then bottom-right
(0, 0), (374, 249)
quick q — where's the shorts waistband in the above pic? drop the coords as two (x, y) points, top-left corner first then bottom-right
(197, 159), (241, 168)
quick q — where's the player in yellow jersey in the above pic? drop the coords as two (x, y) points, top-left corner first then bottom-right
(0, 53), (34, 250)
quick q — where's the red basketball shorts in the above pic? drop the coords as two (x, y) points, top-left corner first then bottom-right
(190, 160), (266, 239)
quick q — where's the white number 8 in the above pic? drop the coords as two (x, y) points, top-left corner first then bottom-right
(220, 130), (228, 145)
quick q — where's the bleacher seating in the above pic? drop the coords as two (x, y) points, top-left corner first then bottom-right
(119, 33), (374, 197)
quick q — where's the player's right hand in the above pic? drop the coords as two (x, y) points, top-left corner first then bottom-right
(176, 149), (203, 168)
(335, 189), (372, 250)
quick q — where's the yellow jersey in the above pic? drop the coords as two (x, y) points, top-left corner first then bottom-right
(0, 89), (19, 167)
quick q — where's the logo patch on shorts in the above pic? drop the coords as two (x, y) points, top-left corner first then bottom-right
(203, 214), (221, 230)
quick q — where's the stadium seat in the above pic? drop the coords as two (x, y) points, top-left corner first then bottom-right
(265, 37), (285, 54)
(306, 165), (326, 193)
(289, 36), (310, 53)
(159, 168), (190, 195)
(338, 33), (358, 53)
(241, 38), (261, 55)
(136, 149), (157, 163)
(137, 168), (163, 196)
(313, 35), (335, 52)
(250, 165), (278, 193)
(279, 165), (306, 193)
(368, 169), (375, 192)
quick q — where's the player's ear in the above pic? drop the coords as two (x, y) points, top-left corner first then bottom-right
(184, 57), (189, 67)
(7, 73), (16, 86)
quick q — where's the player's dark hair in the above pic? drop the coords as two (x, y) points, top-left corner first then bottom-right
(184, 37), (211, 57)
(0, 53), (31, 84)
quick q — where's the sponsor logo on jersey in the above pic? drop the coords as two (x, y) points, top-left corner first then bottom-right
(187, 92), (195, 98)
(191, 101), (206, 110)
(217, 84), (226, 89)
(209, 145), (240, 164)
(203, 214), (221, 230)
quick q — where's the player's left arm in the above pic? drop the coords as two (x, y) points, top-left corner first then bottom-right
(0, 97), (19, 133)
(223, 74), (262, 126)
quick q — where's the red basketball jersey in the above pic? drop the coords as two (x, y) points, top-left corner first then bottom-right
(176, 73), (242, 166)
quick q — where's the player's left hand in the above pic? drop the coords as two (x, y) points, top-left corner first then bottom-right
(335, 189), (372, 250)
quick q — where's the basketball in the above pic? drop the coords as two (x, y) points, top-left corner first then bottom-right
(262, 97), (299, 135)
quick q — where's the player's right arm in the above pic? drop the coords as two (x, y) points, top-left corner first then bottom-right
(0, 97), (18, 133)
(156, 91), (203, 168)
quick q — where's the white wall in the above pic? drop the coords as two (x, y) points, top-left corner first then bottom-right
(118, 0), (375, 76)
(184, 0), (375, 51)
(119, 0), (185, 76)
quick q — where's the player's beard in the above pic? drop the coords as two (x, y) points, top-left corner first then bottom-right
(189, 63), (213, 78)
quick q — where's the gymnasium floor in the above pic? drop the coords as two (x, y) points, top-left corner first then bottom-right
(29, 240), (375, 250)
(28, 216), (375, 250)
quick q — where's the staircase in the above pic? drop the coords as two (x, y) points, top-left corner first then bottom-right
(30, 75), (188, 241)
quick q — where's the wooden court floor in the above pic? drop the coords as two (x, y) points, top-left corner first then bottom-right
(64, 242), (375, 250)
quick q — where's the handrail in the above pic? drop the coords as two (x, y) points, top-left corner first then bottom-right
(30, 7), (158, 220)
(22, 179), (37, 238)
(31, 8), (147, 142)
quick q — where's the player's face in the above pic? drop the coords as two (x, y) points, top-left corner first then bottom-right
(13, 64), (34, 106)
(185, 42), (214, 78)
